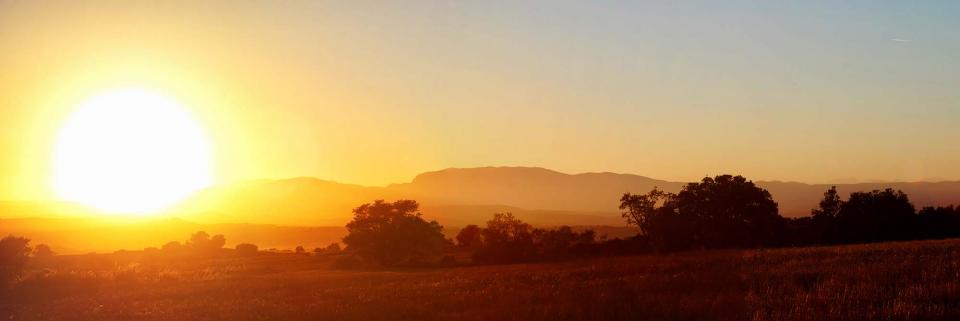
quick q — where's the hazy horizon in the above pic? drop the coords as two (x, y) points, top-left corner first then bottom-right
(5, 164), (960, 205)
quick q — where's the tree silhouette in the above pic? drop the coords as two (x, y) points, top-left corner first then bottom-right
(677, 175), (783, 248)
(465, 214), (602, 263)
(619, 188), (673, 236)
(0, 236), (30, 286)
(812, 186), (843, 220)
(342, 200), (447, 266)
(472, 213), (537, 263)
(161, 241), (183, 254)
(314, 243), (342, 255)
(620, 175), (783, 251)
(235, 243), (259, 256)
(917, 205), (960, 239)
(186, 231), (226, 255)
(834, 189), (915, 243)
(619, 188), (690, 250)
(455, 225), (484, 249)
(809, 186), (844, 243)
(32, 244), (54, 257)
(324, 243), (341, 254)
(536, 226), (596, 260)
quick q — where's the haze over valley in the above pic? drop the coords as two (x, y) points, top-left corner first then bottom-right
(5, 166), (960, 254)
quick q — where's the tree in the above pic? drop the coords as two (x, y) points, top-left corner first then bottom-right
(678, 175), (783, 248)
(917, 205), (960, 239)
(809, 186), (844, 243)
(535, 226), (596, 260)
(812, 186), (843, 219)
(472, 213), (537, 263)
(834, 189), (915, 243)
(295, 245), (306, 254)
(619, 188), (673, 236)
(235, 243), (259, 256)
(314, 243), (342, 255)
(32, 244), (54, 257)
(620, 175), (784, 251)
(186, 231), (226, 255)
(342, 200), (447, 266)
(620, 188), (694, 251)
(0, 236), (31, 286)
(161, 241), (183, 253)
(325, 243), (341, 254)
(455, 225), (484, 248)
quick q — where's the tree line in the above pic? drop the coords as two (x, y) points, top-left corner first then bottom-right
(4, 173), (960, 277)
(619, 175), (960, 251)
(345, 175), (960, 266)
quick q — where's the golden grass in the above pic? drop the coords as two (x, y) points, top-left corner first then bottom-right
(3, 239), (960, 320)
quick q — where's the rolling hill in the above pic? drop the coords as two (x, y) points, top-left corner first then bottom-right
(173, 166), (960, 226)
(4, 166), (960, 254)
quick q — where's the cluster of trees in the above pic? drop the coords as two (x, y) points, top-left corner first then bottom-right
(156, 231), (228, 256)
(341, 200), (651, 266)
(791, 187), (960, 245)
(155, 232), (340, 257)
(620, 175), (960, 251)
(457, 213), (598, 264)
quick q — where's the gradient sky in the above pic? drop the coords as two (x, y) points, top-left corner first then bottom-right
(0, 1), (958, 200)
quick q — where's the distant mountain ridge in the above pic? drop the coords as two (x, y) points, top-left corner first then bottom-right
(172, 166), (960, 226)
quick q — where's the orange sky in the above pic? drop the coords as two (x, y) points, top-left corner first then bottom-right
(1, 1), (958, 201)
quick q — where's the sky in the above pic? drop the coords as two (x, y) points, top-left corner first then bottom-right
(0, 1), (958, 200)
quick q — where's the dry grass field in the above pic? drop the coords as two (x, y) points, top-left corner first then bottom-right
(3, 239), (960, 321)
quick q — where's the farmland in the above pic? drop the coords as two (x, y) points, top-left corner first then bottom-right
(3, 238), (960, 321)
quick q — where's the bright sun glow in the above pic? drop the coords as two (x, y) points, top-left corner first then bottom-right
(52, 88), (212, 214)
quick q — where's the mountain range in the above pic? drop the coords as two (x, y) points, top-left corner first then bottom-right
(172, 166), (960, 226)
(5, 166), (960, 254)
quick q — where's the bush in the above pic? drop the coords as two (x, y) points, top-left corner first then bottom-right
(469, 214), (600, 264)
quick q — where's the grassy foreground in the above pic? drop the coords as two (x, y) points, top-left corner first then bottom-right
(3, 239), (960, 321)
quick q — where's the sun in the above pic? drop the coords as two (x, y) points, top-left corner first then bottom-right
(52, 87), (213, 215)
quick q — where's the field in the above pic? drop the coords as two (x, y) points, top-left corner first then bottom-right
(3, 239), (960, 321)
